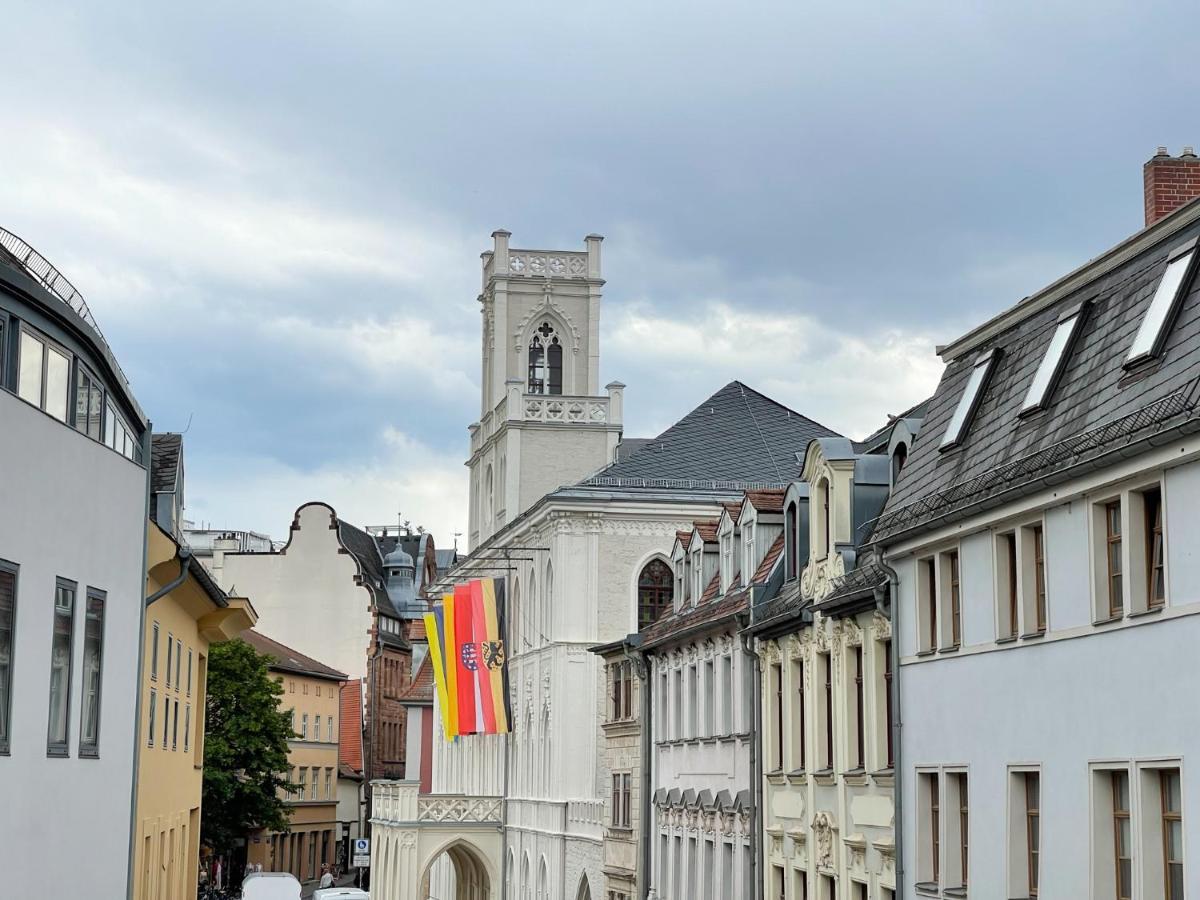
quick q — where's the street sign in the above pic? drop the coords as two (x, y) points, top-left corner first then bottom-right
(353, 838), (370, 868)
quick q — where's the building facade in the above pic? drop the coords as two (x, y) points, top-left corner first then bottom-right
(874, 151), (1200, 898)
(135, 501), (257, 900)
(0, 227), (149, 897)
(241, 630), (346, 884)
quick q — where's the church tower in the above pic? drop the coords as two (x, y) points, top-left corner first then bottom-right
(467, 230), (624, 550)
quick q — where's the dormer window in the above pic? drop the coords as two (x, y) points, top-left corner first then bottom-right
(940, 348), (999, 451)
(785, 501), (799, 580)
(719, 529), (734, 593)
(690, 545), (703, 604)
(1126, 243), (1197, 367)
(743, 521), (756, 583)
(892, 443), (908, 485)
(527, 322), (563, 395)
(674, 555), (686, 608)
(1022, 303), (1087, 414)
(815, 478), (831, 560)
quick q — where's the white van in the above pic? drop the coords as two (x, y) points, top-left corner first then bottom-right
(312, 890), (369, 900)
(240, 871), (303, 900)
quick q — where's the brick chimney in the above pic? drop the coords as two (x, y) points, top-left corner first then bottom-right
(1144, 146), (1200, 226)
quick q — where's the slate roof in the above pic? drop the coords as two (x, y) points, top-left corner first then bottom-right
(583, 381), (839, 488)
(150, 433), (182, 493)
(339, 679), (364, 775)
(815, 560), (889, 611)
(875, 211), (1200, 543)
(336, 519), (397, 615)
(242, 630), (347, 681)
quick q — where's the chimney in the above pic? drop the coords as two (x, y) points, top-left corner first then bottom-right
(1144, 145), (1200, 226)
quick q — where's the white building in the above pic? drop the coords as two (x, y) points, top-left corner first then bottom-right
(874, 152), (1200, 899)
(0, 227), (150, 896)
(429, 231), (837, 900)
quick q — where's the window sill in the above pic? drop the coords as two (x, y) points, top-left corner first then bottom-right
(870, 768), (895, 786)
(812, 768), (836, 785)
(1093, 613), (1124, 626)
(944, 888), (967, 899)
(1128, 605), (1165, 619)
(79, 748), (100, 760)
(842, 768), (869, 786)
(785, 769), (808, 785)
(1020, 629), (1046, 640)
(914, 883), (940, 898)
(46, 747), (69, 759)
(915, 648), (937, 658)
(937, 645), (961, 654)
(995, 634), (1018, 645)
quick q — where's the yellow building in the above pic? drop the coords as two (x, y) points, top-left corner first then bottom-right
(241, 630), (347, 884)
(132, 434), (258, 900)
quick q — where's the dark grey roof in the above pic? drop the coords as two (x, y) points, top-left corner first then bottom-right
(856, 398), (931, 453)
(876, 215), (1200, 543)
(615, 438), (653, 461)
(815, 560), (889, 612)
(150, 433), (182, 493)
(583, 381), (840, 488)
(242, 629), (347, 680)
(336, 519), (395, 615)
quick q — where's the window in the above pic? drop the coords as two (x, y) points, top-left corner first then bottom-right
(816, 479), (831, 559)
(672, 669), (682, 739)
(1023, 304), (1087, 413)
(1113, 771), (1132, 900)
(298, 767), (307, 800)
(148, 689), (157, 747)
(175, 639), (181, 689)
(785, 502), (799, 580)
(325, 767), (334, 802)
(1126, 243), (1196, 366)
(611, 772), (631, 827)
(919, 556), (938, 652)
(882, 640), (893, 769)
(0, 560), (17, 754)
(1144, 487), (1166, 608)
(702, 838), (714, 900)
(690, 546), (703, 605)
(1025, 772), (1040, 898)
(79, 589), (105, 757)
(163, 696), (170, 747)
(719, 655), (732, 734)
(74, 364), (103, 439)
(166, 635), (173, 688)
(151, 622), (160, 680)
(703, 659), (714, 736)
(18, 328), (71, 422)
(47, 579), (76, 754)
(743, 522), (756, 589)
(687, 664), (698, 737)
(1032, 525), (1047, 632)
(1161, 769), (1183, 900)
(919, 772), (941, 888)
(770, 662), (784, 771)
(314, 716), (321, 742)
(892, 442), (908, 484)
(302, 713), (309, 739)
(172, 697), (179, 750)
(184, 705), (191, 753)
(821, 652), (833, 771)
(774, 866), (786, 900)
(947, 550), (962, 648)
(187, 649), (193, 696)
(948, 772), (969, 890)
(327, 715), (334, 742)
(104, 398), (140, 461)
(1106, 500), (1123, 618)
(791, 657), (806, 772)
(940, 348), (998, 450)
(527, 322), (563, 395)
(852, 644), (865, 770)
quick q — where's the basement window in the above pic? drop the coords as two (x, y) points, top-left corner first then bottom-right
(940, 348), (998, 450)
(1022, 303), (1087, 414)
(1126, 242), (1197, 367)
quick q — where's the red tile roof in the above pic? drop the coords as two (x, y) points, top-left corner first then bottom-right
(744, 489), (787, 513)
(674, 529), (692, 547)
(242, 630), (347, 681)
(339, 679), (364, 775)
(750, 534), (786, 584)
(692, 519), (721, 543)
(722, 502), (743, 524)
(398, 654), (434, 704)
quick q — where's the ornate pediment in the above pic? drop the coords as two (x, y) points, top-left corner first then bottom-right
(801, 551), (846, 602)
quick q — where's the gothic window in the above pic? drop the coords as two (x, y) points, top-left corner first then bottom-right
(637, 559), (674, 630)
(528, 322), (563, 395)
(485, 464), (494, 527)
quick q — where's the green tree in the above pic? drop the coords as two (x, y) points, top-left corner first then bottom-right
(201, 638), (296, 855)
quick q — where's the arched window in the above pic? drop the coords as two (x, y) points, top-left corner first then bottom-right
(485, 464), (494, 526)
(509, 577), (522, 654)
(638, 559), (674, 630)
(526, 572), (536, 650)
(543, 560), (554, 642)
(528, 322), (563, 395)
(817, 478), (831, 559)
(892, 441), (908, 485)
(521, 853), (531, 900)
(785, 501), (799, 580)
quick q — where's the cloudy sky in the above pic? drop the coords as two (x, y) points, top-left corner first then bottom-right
(4, 0), (1195, 543)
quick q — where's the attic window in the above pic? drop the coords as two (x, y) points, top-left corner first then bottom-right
(940, 349), (998, 451)
(1021, 303), (1087, 414)
(1126, 243), (1197, 367)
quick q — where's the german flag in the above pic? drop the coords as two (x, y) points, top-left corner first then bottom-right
(470, 580), (499, 733)
(423, 605), (456, 740)
(481, 578), (511, 733)
(452, 583), (479, 734)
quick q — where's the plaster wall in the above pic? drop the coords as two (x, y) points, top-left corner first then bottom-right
(0, 391), (147, 897)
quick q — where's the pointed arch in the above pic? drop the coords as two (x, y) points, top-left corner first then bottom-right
(536, 855), (549, 900)
(509, 575), (522, 656)
(575, 873), (593, 900)
(636, 555), (674, 631)
(543, 558), (554, 641)
(526, 570), (536, 651)
(521, 851), (531, 900)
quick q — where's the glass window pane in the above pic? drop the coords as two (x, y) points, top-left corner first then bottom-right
(104, 400), (116, 448)
(87, 382), (102, 439)
(1128, 251), (1193, 361)
(0, 565), (15, 748)
(1023, 314), (1082, 411)
(44, 347), (69, 422)
(18, 331), (44, 406)
(941, 355), (994, 448)
(48, 582), (76, 749)
(80, 592), (105, 753)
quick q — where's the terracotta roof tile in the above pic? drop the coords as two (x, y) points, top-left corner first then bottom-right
(398, 655), (434, 704)
(675, 530), (693, 547)
(722, 502), (742, 524)
(750, 534), (786, 584)
(339, 679), (364, 774)
(242, 630), (347, 680)
(744, 489), (787, 513)
(692, 519), (721, 543)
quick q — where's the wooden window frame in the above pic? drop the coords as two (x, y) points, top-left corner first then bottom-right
(771, 662), (784, 772)
(1005, 532), (1019, 639)
(1112, 770), (1132, 900)
(1106, 501), (1124, 618)
(1145, 487), (1166, 609)
(1032, 524), (1047, 632)
(931, 776), (941, 884)
(794, 657), (806, 772)
(1025, 772), (1040, 898)
(959, 774), (969, 889)
(949, 551), (962, 648)
(883, 640), (893, 769)
(921, 557), (938, 652)
(853, 644), (865, 770)
(822, 652), (833, 771)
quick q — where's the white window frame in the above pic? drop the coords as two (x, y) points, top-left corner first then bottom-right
(1021, 301), (1088, 414)
(1126, 239), (1197, 367)
(940, 348), (999, 450)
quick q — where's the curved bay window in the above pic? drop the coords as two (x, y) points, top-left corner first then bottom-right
(528, 322), (563, 395)
(637, 559), (674, 630)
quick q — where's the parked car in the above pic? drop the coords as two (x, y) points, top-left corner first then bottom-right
(312, 890), (369, 900)
(240, 872), (302, 900)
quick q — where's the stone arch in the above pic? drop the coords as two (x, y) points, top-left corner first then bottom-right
(543, 558), (554, 641)
(536, 855), (549, 900)
(418, 836), (495, 900)
(521, 851), (531, 900)
(575, 872), (593, 900)
(631, 552), (674, 632)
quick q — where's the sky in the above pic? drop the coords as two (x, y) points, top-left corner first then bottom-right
(3, 0), (1198, 545)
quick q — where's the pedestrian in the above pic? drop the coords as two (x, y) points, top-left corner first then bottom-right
(319, 864), (334, 889)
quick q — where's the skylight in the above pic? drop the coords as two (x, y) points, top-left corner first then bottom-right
(1021, 304), (1087, 414)
(940, 349), (998, 451)
(1126, 245), (1197, 366)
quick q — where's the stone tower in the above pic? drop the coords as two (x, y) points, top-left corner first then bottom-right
(467, 230), (624, 550)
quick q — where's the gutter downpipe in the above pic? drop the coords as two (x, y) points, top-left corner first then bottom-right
(624, 640), (651, 900)
(126, 422), (153, 900)
(738, 603), (763, 900)
(144, 546), (193, 607)
(874, 554), (904, 900)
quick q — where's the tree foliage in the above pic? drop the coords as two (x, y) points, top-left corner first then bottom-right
(201, 638), (296, 854)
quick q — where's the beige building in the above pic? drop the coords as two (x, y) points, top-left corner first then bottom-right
(134, 435), (258, 900)
(242, 630), (347, 885)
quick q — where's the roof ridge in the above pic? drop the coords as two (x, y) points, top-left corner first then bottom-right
(730, 379), (842, 438)
(243, 629), (347, 679)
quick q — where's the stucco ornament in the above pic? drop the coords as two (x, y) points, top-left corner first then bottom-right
(844, 617), (863, 647)
(512, 282), (582, 352)
(871, 609), (892, 640)
(762, 640), (781, 664)
(801, 551), (846, 602)
(812, 811), (836, 870)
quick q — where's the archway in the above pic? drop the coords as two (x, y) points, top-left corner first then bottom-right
(575, 873), (593, 900)
(419, 839), (493, 900)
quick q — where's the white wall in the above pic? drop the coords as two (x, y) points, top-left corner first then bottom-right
(0, 392), (148, 896)
(221, 503), (372, 680)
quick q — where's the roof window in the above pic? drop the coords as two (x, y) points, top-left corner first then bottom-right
(1126, 241), (1197, 367)
(1021, 303), (1088, 414)
(940, 348), (998, 451)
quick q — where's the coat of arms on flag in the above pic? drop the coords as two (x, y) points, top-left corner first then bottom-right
(461, 642), (480, 672)
(482, 640), (506, 670)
